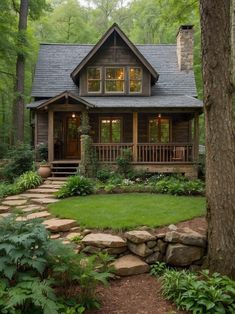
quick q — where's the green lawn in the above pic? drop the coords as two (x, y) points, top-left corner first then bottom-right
(48, 193), (206, 230)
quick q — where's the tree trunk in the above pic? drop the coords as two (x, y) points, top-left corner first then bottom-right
(200, 1), (235, 279)
(12, 0), (29, 143)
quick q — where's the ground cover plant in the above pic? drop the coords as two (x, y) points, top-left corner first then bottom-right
(49, 193), (205, 230)
(0, 215), (112, 314)
(150, 265), (235, 314)
(0, 171), (42, 199)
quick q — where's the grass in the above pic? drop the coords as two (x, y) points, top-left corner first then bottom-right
(48, 193), (206, 230)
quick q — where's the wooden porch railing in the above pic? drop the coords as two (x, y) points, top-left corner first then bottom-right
(92, 143), (193, 163)
(137, 143), (193, 163)
(92, 143), (133, 162)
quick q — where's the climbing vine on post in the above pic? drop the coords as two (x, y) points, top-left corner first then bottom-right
(79, 110), (96, 177)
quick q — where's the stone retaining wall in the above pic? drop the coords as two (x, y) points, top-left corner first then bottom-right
(80, 227), (207, 275)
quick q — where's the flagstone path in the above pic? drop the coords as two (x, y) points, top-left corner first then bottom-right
(0, 177), (80, 240)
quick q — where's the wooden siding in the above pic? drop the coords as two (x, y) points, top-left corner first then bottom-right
(79, 32), (151, 96)
(36, 112), (48, 145)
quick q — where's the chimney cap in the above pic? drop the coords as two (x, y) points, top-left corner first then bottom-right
(176, 25), (194, 37)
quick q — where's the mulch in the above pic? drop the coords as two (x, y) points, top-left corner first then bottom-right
(86, 273), (188, 314)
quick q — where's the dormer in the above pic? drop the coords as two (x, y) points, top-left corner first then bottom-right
(71, 24), (159, 96)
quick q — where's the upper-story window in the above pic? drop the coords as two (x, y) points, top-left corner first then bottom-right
(105, 67), (125, 93)
(129, 67), (142, 93)
(87, 67), (101, 93)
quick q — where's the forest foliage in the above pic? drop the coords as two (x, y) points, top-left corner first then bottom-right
(0, 0), (201, 153)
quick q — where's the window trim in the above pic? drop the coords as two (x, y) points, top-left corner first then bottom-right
(87, 66), (102, 94)
(129, 67), (143, 94)
(104, 67), (125, 94)
(99, 117), (123, 143)
(148, 116), (171, 143)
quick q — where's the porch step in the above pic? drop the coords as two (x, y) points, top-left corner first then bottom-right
(51, 161), (79, 177)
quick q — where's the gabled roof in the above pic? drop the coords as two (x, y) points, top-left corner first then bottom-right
(70, 23), (159, 82)
(36, 91), (94, 109)
(31, 44), (197, 98)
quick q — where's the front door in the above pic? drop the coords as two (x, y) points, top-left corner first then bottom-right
(65, 115), (80, 159)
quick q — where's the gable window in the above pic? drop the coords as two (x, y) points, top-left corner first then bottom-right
(105, 68), (125, 93)
(100, 118), (122, 143)
(149, 116), (170, 143)
(87, 67), (101, 93)
(129, 67), (142, 93)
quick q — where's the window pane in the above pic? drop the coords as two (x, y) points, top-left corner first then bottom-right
(101, 120), (110, 143)
(130, 68), (142, 80)
(149, 119), (159, 142)
(112, 119), (121, 142)
(88, 80), (101, 92)
(87, 68), (100, 79)
(106, 80), (124, 92)
(106, 68), (124, 80)
(160, 119), (170, 143)
(130, 80), (142, 92)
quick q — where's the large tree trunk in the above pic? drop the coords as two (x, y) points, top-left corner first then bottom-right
(12, 0), (29, 143)
(200, 1), (235, 279)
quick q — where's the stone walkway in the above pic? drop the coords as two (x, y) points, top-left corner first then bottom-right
(0, 177), (79, 239)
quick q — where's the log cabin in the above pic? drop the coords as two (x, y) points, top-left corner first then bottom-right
(27, 23), (202, 179)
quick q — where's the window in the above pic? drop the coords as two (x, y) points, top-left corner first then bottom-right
(105, 68), (125, 93)
(149, 116), (170, 143)
(129, 67), (142, 93)
(87, 67), (101, 93)
(100, 118), (121, 143)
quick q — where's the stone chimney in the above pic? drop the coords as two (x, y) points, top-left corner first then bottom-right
(176, 25), (194, 71)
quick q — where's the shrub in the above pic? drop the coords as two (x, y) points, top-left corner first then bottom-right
(1, 144), (34, 182)
(56, 175), (94, 199)
(15, 171), (42, 191)
(155, 177), (205, 196)
(161, 269), (235, 313)
(0, 215), (112, 313)
(0, 182), (21, 199)
(116, 148), (132, 176)
(96, 169), (113, 182)
(36, 142), (48, 161)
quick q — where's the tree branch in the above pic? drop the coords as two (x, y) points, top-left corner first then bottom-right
(11, 0), (20, 14)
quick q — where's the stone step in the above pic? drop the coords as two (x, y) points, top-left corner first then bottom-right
(26, 188), (59, 194)
(0, 213), (11, 219)
(40, 184), (63, 189)
(20, 205), (45, 213)
(47, 177), (69, 181)
(112, 254), (149, 276)
(2, 199), (28, 207)
(16, 211), (51, 221)
(20, 193), (56, 199)
(4, 195), (26, 200)
(43, 218), (77, 232)
(0, 205), (10, 213)
(31, 198), (59, 205)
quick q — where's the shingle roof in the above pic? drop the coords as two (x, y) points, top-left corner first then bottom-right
(27, 95), (202, 109)
(31, 43), (197, 98)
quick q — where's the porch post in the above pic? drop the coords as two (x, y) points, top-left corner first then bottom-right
(133, 112), (138, 162)
(193, 112), (199, 162)
(48, 110), (54, 163)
